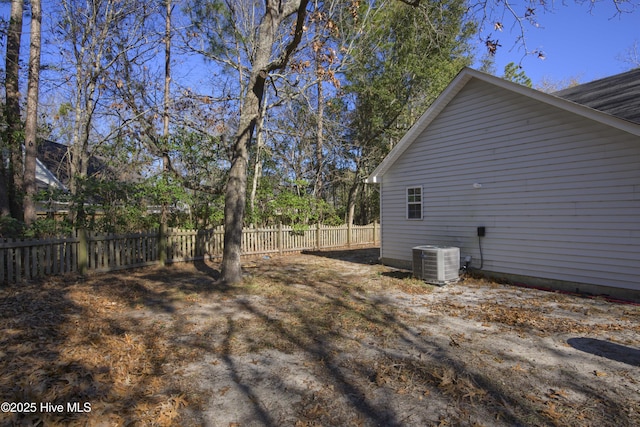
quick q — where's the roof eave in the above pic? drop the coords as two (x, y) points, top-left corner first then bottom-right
(366, 67), (640, 183)
(366, 68), (476, 183)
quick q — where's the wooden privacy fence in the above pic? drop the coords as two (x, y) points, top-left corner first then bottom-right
(0, 222), (379, 283)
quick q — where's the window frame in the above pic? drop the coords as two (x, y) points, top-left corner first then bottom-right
(406, 186), (423, 220)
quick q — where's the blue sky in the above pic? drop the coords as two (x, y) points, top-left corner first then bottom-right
(2, 1), (637, 91)
(479, 1), (640, 86)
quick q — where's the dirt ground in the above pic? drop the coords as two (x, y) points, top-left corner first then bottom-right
(1, 247), (639, 427)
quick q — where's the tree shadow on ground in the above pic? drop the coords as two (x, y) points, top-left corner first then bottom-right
(192, 259), (221, 281)
(302, 247), (380, 265)
(0, 280), (117, 425)
(568, 337), (640, 367)
(230, 296), (406, 426)
(0, 266), (223, 426)
(2, 253), (638, 426)
(134, 261), (226, 295)
(187, 258), (544, 426)
(381, 269), (413, 280)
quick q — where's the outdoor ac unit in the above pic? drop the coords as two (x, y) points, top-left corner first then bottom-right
(412, 245), (460, 285)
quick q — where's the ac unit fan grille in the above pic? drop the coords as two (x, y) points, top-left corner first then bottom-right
(412, 246), (460, 285)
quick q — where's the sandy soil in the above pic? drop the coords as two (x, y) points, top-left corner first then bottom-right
(1, 248), (639, 426)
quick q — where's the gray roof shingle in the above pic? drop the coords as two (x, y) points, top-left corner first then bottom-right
(553, 68), (640, 125)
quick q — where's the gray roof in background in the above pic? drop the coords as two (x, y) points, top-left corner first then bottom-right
(553, 68), (640, 125)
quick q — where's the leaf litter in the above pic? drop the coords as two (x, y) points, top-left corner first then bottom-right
(0, 248), (638, 426)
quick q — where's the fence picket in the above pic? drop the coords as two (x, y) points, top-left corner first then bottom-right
(7, 246), (13, 282)
(0, 222), (379, 283)
(16, 247), (22, 282)
(43, 244), (49, 276)
(31, 246), (38, 278)
(64, 241), (69, 273)
(24, 246), (31, 280)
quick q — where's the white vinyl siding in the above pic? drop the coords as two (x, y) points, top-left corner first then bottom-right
(379, 78), (640, 292)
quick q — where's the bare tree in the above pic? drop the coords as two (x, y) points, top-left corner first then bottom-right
(2, 0), (23, 219)
(248, 89), (269, 224)
(219, 0), (310, 284)
(617, 40), (640, 69)
(160, 0), (172, 263)
(52, 0), (155, 223)
(535, 75), (582, 93)
(23, 0), (43, 226)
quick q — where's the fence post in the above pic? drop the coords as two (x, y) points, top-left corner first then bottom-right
(347, 222), (352, 248)
(158, 224), (167, 265)
(316, 223), (321, 250)
(77, 228), (88, 276)
(278, 222), (283, 255)
(373, 222), (378, 245)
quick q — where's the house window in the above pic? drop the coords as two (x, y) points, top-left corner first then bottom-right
(407, 186), (422, 219)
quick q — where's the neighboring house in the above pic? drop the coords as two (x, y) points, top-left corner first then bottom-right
(36, 157), (67, 192)
(37, 139), (116, 189)
(35, 140), (124, 215)
(36, 139), (72, 191)
(366, 67), (640, 302)
(35, 140), (184, 216)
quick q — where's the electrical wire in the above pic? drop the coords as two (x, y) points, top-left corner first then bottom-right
(478, 235), (484, 270)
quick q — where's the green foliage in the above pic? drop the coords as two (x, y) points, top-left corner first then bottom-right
(23, 218), (74, 239)
(191, 192), (225, 228)
(69, 172), (227, 232)
(333, 0), (475, 224)
(146, 174), (192, 212)
(503, 62), (533, 87)
(167, 129), (228, 192)
(56, 102), (72, 118)
(248, 178), (340, 227)
(185, 0), (250, 73)
(477, 53), (497, 75)
(0, 215), (73, 239)
(71, 176), (192, 233)
(345, 0), (475, 151)
(0, 216), (25, 238)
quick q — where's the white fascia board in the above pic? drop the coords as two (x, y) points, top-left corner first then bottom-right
(36, 158), (67, 191)
(365, 68), (474, 184)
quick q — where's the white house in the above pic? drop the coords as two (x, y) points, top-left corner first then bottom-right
(366, 67), (640, 302)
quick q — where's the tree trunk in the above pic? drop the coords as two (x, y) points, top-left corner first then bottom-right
(159, 0), (172, 265)
(346, 178), (360, 227)
(313, 49), (324, 199)
(220, 73), (263, 283)
(220, 0), (309, 284)
(69, 51), (98, 225)
(0, 169), (9, 218)
(23, 0), (42, 226)
(249, 90), (269, 225)
(3, 0), (24, 219)
(68, 103), (90, 225)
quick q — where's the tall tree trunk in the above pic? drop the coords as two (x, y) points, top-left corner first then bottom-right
(3, 0), (24, 219)
(69, 49), (99, 225)
(220, 0), (309, 284)
(23, 0), (42, 226)
(162, 0), (172, 210)
(313, 51), (324, 199)
(220, 79), (261, 283)
(0, 166), (9, 217)
(159, 0), (172, 264)
(69, 101), (90, 225)
(346, 178), (360, 227)
(249, 90), (268, 225)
